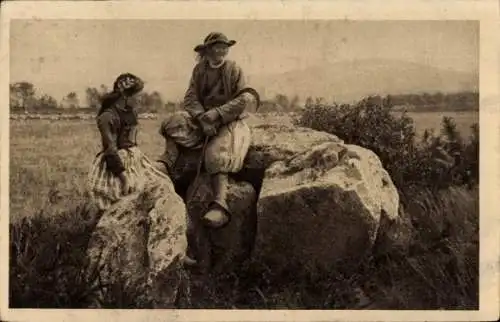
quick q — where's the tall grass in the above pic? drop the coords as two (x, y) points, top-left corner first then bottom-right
(9, 203), (99, 308)
(9, 101), (479, 308)
(9, 185), (478, 309)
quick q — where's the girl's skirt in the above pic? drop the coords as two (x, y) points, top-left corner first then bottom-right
(85, 146), (189, 307)
(87, 146), (170, 211)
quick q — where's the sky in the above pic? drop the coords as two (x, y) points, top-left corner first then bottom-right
(10, 19), (479, 102)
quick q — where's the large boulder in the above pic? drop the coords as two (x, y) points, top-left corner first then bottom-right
(158, 122), (407, 276)
(245, 123), (343, 169)
(86, 179), (188, 308)
(184, 173), (257, 274)
(169, 123), (343, 180)
(253, 141), (401, 274)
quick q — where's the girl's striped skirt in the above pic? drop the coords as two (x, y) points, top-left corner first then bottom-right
(87, 147), (170, 211)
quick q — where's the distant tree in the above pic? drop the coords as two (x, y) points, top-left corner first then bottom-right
(149, 91), (164, 112)
(289, 95), (300, 111)
(305, 96), (314, 109)
(10, 84), (21, 111)
(425, 92), (439, 107)
(433, 92), (444, 106)
(165, 101), (177, 113)
(454, 92), (470, 109)
(422, 93), (432, 107)
(409, 94), (425, 107)
(315, 97), (326, 105)
(275, 94), (290, 110)
(365, 95), (383, 107)
(100, 84), (109, 96)
(63, 92), (79, 109)
(85, 87), (102, 109)
(38, 94), (58, 110)
(136, 92), (152, 111)
(10, 82), (36, 113)
(382, 94), (394, 108)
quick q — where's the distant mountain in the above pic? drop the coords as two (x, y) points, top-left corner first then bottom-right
(246, 59), (478, 103)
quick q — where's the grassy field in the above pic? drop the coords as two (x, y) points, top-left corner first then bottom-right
(400, 111), (479, 137)
(9, 109), (479, 309)
(10, 118), (160, 220)
(9, 110), (478, 220)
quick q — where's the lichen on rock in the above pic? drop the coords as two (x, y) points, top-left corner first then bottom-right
(253, 139), (401, 274)
(86, 177), (188, 308)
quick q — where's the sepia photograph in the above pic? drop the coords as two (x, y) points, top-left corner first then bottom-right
(1, 1), (498, 321)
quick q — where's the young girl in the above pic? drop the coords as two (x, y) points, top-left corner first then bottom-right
(86, 74), (190, 299)
(87, 73), (168, 211)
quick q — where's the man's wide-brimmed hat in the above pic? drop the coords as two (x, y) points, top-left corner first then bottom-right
(194, 32), (236, 52)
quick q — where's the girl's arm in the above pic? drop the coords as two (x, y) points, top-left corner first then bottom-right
(97, 112), (125, 176)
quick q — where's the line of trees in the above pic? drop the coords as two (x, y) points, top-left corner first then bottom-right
(302, 92), (479, 111)
(9, 81), (177, 114)
(262, 91), (479, 113)
(386, 92), (479, 111)
(10, 81), (479, 114)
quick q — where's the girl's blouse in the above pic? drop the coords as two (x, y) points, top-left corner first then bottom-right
(97, 104), (138, 176)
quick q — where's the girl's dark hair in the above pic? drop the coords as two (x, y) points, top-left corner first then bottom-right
(113, 73), (144, 94)
(97, 91), (121, 116)
(97, 73), (144, 116)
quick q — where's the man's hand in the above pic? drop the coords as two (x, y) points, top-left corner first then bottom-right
(199, 121), (217, 137)
(200, 109), (221, 125)
(197, 111), (219, 137)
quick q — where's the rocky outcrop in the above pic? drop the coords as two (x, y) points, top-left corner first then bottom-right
(253, 141), (400, 273)
(85, 121), (409, 307)
(86, 178), (187, 308)
(165, 123), (406, 276)
(245, 123), (343, 169)
(184, 173), (257, 274)
(169, 123), (342, 181)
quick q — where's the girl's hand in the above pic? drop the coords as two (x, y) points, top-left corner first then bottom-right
(119, 172), (133, 195)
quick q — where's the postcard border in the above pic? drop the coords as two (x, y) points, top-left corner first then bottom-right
(1, 1), (499, 322)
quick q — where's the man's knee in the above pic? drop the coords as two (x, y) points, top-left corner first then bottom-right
(159, 111), (192, 138)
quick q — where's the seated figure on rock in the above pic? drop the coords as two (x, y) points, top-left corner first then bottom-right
(87, 73), (168, 211)
(157, 32), (259, 265)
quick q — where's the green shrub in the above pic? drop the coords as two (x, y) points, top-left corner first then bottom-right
(9, 204), (98, 308)
(294, 97), (479, 191)
(290, 96), (479, 309)
(9, 203), (154, 308)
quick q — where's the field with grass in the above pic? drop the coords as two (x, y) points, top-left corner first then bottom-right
(9, 110), (478, 220)
(9, 108), (479, 309)
(400, 111), (479, 137)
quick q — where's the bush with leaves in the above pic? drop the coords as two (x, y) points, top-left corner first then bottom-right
(294, 96), (479, 191)
(9, 203), (155, 308)
(291, 96), (479, 309)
